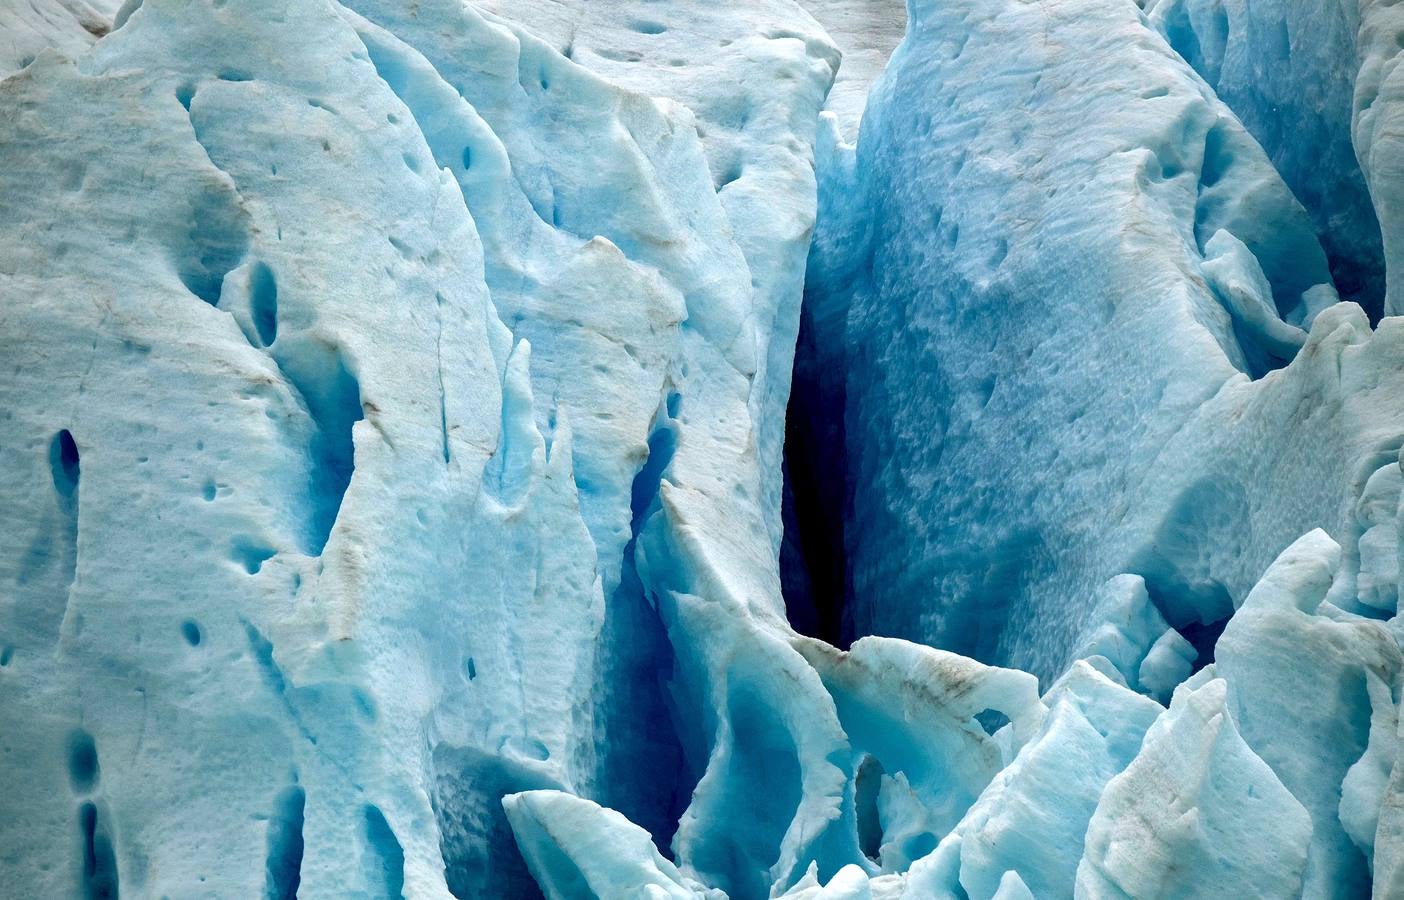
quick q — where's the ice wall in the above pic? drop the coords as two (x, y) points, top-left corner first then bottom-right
(5, 0), (1404, 897)
(797, 0), (1404, 684)
(0, 0), (835, 892)
(765, 0), (1404, 890)
(1143, 0), (1402, 318)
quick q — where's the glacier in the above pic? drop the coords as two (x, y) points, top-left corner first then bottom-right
(3, 0), (1404, 897)
(1142, 0), (1402, 317)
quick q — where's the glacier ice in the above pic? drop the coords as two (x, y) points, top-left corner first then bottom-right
(1143, 0), (1400, 317)
(502, 790), (722, 900)
(1077, 675), (1313, 898)
(928, 661), (1163, 898)
(1069, 574), (1197, 703)
(5, 0), (1404, 896)
(0, 0), (117, 73)
(796, 0), (1404, 685)
(1212, 529), (1402, 895)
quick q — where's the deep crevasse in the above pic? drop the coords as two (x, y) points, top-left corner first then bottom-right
(3, 0), (1404, 899)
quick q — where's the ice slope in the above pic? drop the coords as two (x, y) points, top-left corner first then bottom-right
(1077, 676), (1313, 898)
(1143, 0), (1403, 318)
(795, 0), (1404, 685)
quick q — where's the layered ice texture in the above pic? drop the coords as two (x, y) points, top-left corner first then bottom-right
(3, 0), (1404, 898)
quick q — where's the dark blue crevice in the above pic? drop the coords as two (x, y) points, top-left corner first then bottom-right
(628, 393), (680, 534)
(67, 729), (99, 794)
(780, 289), (852, 648)
(51, 430), (80, 496)
(275, 342), (362, 555)
(78, 802), (119, 900)
(249, 261), (279, 347)
(362, 805), (405, 900)
(596, 392), (687, 857)
(29, 430), (82, 598)
(264, 786), (304, 900)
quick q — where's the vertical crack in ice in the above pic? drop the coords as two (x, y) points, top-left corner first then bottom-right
(240, 619), (321, 750)
(183, 85), (362, 556)
(593, 388), (687, 853)
(484, 340), (537, 507)
(67, 728), (99, 794)
(780, 316), (849, 647)
(628, 391), (680, 537)
(276, 344), (363, 555)
(434, 291), (451, 465)
(248, 260), (279, 348)
(263, 785), (305, 900)
(35, 430), (82, 635)
(78, 801), (119, 900)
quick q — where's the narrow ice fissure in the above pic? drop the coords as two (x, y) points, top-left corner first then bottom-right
(779, 314), (849, 648)
(595, 389), (689, 856)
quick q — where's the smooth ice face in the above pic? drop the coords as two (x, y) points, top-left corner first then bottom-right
(502, 791), (719, 900)
(795, 0), (1404, 687)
